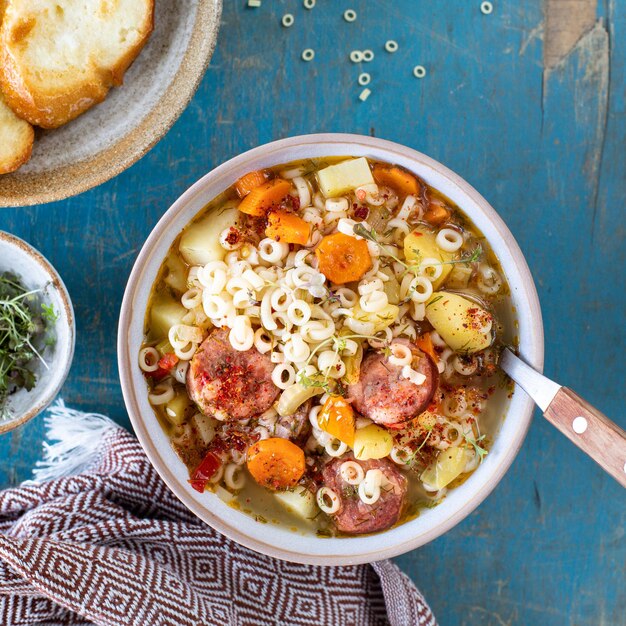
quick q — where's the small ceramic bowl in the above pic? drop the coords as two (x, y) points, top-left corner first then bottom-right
(118, 134), (544, 565)
(0, 0), (222, 207)
(0, 232), (75, 434)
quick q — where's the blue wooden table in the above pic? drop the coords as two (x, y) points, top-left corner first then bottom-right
(1, 2), (624, 624)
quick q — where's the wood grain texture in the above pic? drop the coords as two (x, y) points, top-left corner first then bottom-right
(544, 0), (597, 69)
(0, 1), (624, 624)
(545, 388), (626, 487)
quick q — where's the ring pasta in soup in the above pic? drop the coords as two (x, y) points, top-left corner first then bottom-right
(140, 157), (513, 537)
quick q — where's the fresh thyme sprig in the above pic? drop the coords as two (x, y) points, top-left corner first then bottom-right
(296, 331), (390, 392)
(353, 223), (482, 279)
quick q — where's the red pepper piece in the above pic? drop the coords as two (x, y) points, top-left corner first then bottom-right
(188, 451), (221, 493)
(148, 352), (180, 381)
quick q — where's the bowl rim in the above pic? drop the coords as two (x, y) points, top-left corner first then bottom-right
(0, 0), (223, 208)
(118, 133), (544, 564)
(0, 231), (75, 434)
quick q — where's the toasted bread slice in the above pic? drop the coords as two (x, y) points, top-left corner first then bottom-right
(0, 0), (154, 129)
(0, 0), (33, 174)
(0, 91), (34, 174)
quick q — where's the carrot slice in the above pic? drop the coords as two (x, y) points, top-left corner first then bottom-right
(315, 232), (372, 284)
(318, 396), (355, 447)
(235, 170), (267, 198)
(372, 164), (420, 196)
(247, 438), (305, 491)
(416, 333), (438, 363)
(238, 178), (292, 216)
(265, 210), (311, 245)
(424, 197), (451, 226)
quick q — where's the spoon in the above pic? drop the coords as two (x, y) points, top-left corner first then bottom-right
(500, 348), (626, 488)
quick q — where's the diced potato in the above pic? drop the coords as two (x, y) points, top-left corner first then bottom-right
(149, 294), (187, 339)
(277, 382), (323, 417)
(193, 413), (216, 445)
(316, 157), (375, 197)
(421, 446), (467, 490)
(165, 393), (191, 426)
(417, 411), (438, 431)
(446, 264), (473, 289)
(274, 487), (318, 521)
(164, 254), (188, 293)
(425, 292), (492, 353)
(179, 206), (241, 265)
(379, 266), (401, 304)
(351, 302), (400, 332)
(353, 424), (394, 460)
(404, 227), (454, 289)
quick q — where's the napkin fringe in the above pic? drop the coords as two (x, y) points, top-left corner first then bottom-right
(27, 399), (118, 484)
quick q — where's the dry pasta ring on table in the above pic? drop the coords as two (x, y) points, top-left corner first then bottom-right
(303, 0), (315, 8)
(282, 13), (294, 27)
(362, 50), (374, 62)
(481, 1), (493, 14)
(358, 72), (371, 86)
(385, 40), (398, 53)
(301, 48), (315, 61)
(343, 9), (357, 22)
(350, 50), (363, 63)
(413, 65), (427, 79)
(359, 88), (371, 102)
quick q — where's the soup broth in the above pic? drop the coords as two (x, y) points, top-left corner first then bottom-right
(140, 157), (514, 537)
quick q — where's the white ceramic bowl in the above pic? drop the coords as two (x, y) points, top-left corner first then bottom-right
(118, 134), (543, 565)
(0, 232), (75, 434)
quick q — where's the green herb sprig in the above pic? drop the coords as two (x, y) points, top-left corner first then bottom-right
(353, 223), (482, 279)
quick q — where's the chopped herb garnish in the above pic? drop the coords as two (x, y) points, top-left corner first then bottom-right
(464, 433), (489, 462)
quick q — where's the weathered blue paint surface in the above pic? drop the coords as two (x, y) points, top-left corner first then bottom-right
(0, 2), (624, 624)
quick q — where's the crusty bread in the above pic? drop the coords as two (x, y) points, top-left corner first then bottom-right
(0, 0), (154, 129)
(0, 0), (33, 174)
(0, 91), (34, 174)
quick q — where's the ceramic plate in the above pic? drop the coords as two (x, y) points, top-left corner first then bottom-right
(0, 0), (222, 208)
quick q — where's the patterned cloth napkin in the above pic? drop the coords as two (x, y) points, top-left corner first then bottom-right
(0, 403), (437, 626)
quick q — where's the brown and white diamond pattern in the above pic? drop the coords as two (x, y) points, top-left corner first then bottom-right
(0, 425), (436, 625)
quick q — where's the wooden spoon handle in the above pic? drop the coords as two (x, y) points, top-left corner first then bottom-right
(544, 387), (626, 488)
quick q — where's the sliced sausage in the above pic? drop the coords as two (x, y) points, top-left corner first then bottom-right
(322, 456), (407, 535)
(348, 339), (438, 429)
(274, 399), (312, 444)
(187, 328), (279, 421)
